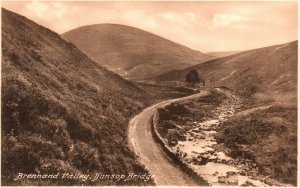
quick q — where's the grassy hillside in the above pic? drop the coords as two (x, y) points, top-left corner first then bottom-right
(154, 41), (297, 104)
(1, 8), (155, 186)
(62, 24), (214, 80)
(153, 41), (297, 185)
(216, 105), (297, 185)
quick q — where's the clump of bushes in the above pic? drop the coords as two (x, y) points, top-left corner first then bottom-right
(217, 119), (274, 146)
(165, 103), (190, 116)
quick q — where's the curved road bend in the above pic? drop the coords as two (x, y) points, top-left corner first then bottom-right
(128, 91), (208, 185)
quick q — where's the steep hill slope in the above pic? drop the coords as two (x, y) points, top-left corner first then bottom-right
(62, 24), (214, 80)
(1, 8), (154, 186)
(154, 41), (297, 104)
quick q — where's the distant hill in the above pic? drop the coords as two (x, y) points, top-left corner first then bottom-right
(62, 24), (214, 80)
(206, 51), (241, 58)
(1, 8), (154, 186)
(154, 41), (297, 104)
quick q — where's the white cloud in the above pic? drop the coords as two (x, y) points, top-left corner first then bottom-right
(161, 12), (197, 24)
(213, 13), (242, 26)
(161, 12), (184, 22)
(26, 1), (49, 18)
(3, 1), (294, 51)
(25, 1), (67, 20)
(184, 13), (197, 22)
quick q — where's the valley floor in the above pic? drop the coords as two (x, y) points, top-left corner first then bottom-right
(153, 88), (297, 186)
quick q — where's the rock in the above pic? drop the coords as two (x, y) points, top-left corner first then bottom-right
(239, 171), (247, 176)
(169, 140), (178, 146)
(208, 156), (218, 162)
(251, 176), (257, 180)
(218, 176), (226, 183)
(226, 171), (237, 176)
(195, 156), (209, 165)
(241, 180), (255, 187)
(228, 160), (234, 165)
(226, 177), (238, 185)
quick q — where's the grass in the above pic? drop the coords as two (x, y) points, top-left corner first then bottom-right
(153, 40), (297, 106)
(62, 24), (213, 80)
(135, 81), (198, 103)
(1, 8), (157, 186)
(1, 8), (201, 186)
(216, 105), (297, 185)
(155, 85), (297, 186)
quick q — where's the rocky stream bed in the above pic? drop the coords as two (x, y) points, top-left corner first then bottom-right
(169, 89), (291, 186)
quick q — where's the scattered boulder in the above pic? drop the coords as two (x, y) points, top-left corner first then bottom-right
(226, 171), (237, 176)
(226, 177), (238, 185)
(239, 170), (247, 176)
(218, 176), (226, 183)
(198, 156), (209, 165)
(241, 180), (255, 187)
(208, 156), (218, 162)
(221, 159), (227, 164)
(193, 155), (209, 165)
(169, 139), (178, 146)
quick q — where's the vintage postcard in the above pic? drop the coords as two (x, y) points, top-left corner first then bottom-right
(1, 1), (298, 186)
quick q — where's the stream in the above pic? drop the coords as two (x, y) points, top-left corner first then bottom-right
(169, 88), (290, 186)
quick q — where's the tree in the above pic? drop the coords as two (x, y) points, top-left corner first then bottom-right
(185, 69), (200, 87)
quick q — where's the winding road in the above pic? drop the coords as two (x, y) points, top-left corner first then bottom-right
(128, 91), (208, 185)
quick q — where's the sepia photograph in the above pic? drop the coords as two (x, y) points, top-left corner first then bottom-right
(1, 0), (298, 186)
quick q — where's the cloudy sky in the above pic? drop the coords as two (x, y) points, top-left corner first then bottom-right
(2, 1), (298, 52)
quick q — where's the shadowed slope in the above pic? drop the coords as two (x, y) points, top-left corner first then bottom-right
(1, 8), (154, 186)
(62, 24), (214, 80)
